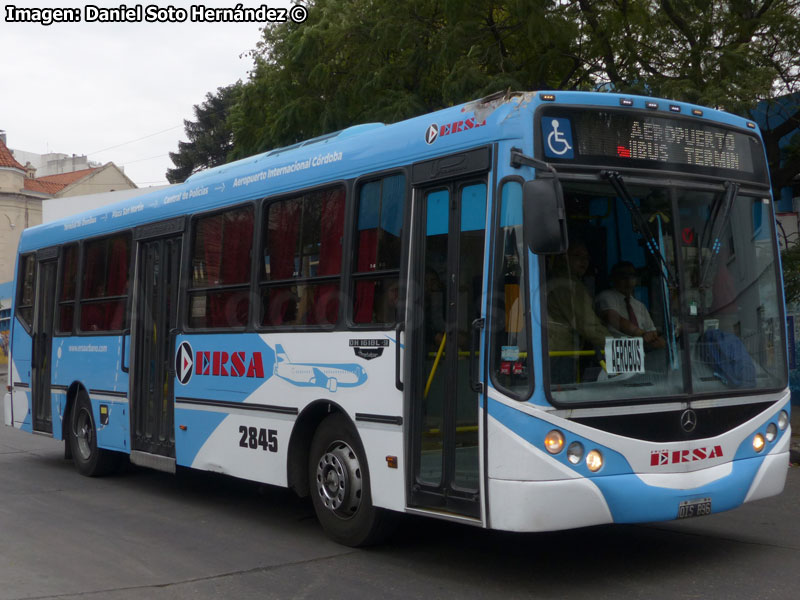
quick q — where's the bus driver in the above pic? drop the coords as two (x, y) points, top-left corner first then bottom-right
(595, 261), (666, 350)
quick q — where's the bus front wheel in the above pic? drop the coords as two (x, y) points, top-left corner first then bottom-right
(308, 413), (389, 546)
(68, 393), (119, 477)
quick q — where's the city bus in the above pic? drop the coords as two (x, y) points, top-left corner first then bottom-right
(4, 90), (790, 546)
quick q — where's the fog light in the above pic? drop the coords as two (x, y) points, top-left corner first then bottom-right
(586, 449), (604, 472)
(545, 430), (565, 454)
(778, 411), (789, 431)
(765, 423), (777, 442)
(567, 442), (584, 465)
(753, 433), (765, 452)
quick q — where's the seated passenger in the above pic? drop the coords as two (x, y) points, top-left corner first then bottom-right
(547, 241), (611, 383)
(595, 261), (665, 350)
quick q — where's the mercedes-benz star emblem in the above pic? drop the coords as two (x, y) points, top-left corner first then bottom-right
(680, 409), (697, 433)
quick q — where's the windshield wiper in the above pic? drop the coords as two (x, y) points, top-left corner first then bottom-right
(601, 171), (679, 288)
(698, 181), (739, 291)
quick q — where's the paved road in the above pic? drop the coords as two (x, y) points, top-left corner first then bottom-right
(1, 423), (800, 600)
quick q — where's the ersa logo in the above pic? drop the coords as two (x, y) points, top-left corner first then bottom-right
(650, 445), (723, 466)
(424, 115), (486, 144)
(175, 341), (266, 385)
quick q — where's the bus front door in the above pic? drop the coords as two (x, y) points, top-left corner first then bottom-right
(131, 231), (182, 464)
(409, 180), (487, 518)
(31, 251), (58, 433)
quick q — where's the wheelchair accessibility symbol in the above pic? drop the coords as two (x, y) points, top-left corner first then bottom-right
(543, 118), (574, 159)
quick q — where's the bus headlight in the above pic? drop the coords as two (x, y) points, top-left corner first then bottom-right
(567, 442), (584, 465)
(544, 430), (565, 454)
(765, 423), (777, 443)
(778, 411), (789, 431)
(586, 449), (604, 472)
(753, 433), (765, 452)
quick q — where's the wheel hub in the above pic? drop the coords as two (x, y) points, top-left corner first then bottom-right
(75, 408), (93, 460)
(315, 441), (362, 518)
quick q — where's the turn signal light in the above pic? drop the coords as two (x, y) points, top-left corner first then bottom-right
(586, 450), (604, 472)
(544, 430), (565, 454)
(753, 434), (765, 452)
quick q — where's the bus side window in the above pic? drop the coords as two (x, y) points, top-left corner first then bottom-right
(491, 181), (531, 398)
(56, 244), (78, 334)
(16, 254), (36, 329)
(352, 174), (405, 325)
(188, 205), (254, 329)
(79, 234), (131, 333)
(260, 186), (345, 327)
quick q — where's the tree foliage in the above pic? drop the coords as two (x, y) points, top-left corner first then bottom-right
(166, 83), (242, 184)
(576, 0), (800, 193)
(228, 0), (590, 159)
(575, 0), (800, 192)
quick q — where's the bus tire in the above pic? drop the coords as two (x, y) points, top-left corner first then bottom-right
(68, 393), (119, 477)
(308, 413), (389, 546)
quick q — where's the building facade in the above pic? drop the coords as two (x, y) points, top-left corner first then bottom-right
(10, 148), (101, 178)
(0, 134), (137, 284)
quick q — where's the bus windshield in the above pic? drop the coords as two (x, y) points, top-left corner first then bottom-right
(544, 180), (786, 405)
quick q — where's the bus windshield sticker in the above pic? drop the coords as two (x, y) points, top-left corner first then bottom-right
(605, 337), (645, 375)
(501, 345), (520, 361)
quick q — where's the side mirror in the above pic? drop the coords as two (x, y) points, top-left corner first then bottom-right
(523, 177), (568, 254)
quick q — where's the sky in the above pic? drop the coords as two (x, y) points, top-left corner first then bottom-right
(1, 0), (300, 188)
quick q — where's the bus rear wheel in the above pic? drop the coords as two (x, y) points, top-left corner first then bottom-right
(308, 413), (389, 546)
(68, 393), (120, 477)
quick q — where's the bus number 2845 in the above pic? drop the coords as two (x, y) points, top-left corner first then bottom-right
(238, 426), (278, 452)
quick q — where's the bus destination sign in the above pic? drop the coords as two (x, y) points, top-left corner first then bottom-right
(539, 108), (768, 183)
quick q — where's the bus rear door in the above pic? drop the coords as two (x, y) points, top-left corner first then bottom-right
(31, 247), (58, 434)
(130, 219), (184, 470)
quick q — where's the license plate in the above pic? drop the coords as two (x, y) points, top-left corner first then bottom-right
(677, 498), (712, 519)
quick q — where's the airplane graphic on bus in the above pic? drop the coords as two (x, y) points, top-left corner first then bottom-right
(273, 344), (367, 392)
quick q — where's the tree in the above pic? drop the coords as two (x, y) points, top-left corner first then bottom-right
(229, 0), (586, 158)
(166, 83), (242, 183)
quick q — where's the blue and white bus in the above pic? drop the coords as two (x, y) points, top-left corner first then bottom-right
(4, 91), (790, 545)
